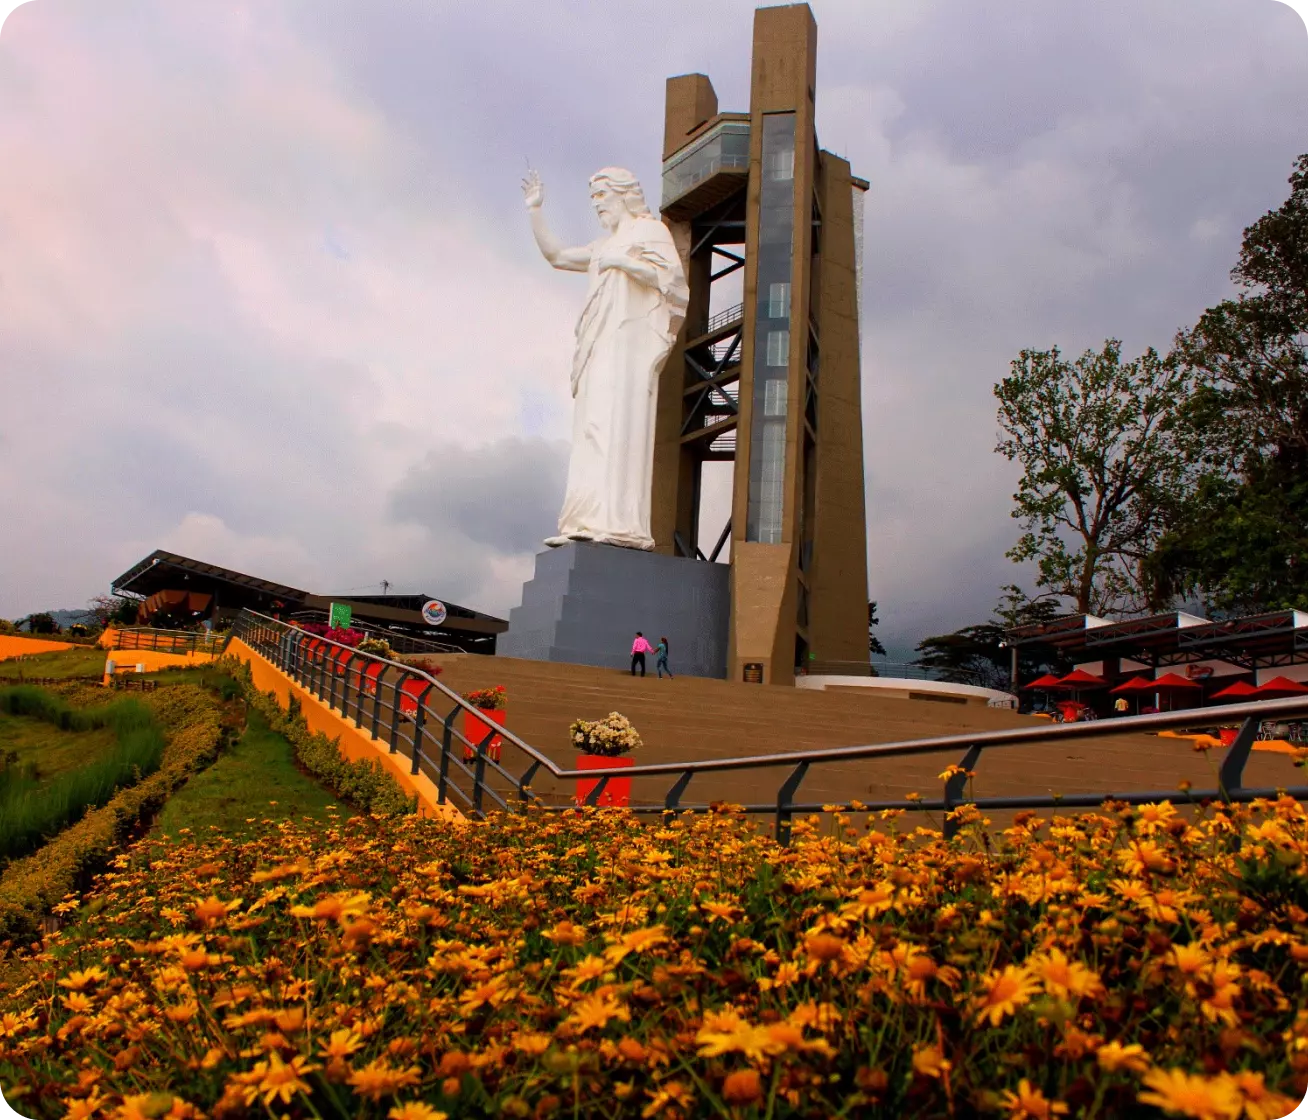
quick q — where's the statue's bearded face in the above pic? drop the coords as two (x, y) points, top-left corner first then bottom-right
(590, 186), (625, 230)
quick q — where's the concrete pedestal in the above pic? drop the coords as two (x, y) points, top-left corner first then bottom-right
(497, 543), (730, 679)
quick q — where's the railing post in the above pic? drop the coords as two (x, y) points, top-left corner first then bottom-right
(368, 667), (383, 740)
(411, 685), (434, 776)
(339, 653), (360, 718)
(943, 744), (982, 840)
(663, 770), (694, 826)
(328, 650), (343, 712)
(473, 729), (494, 816)
(517, 761), (541, 808)
(775, 761), (810, 847)
(1218, 716), (1260, 801)
(388, 674), (407, 755)
(439, 709), (458, 803)
(583, 774), (611, 807)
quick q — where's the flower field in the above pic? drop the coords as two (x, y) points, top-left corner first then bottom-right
(2, 795), (1307, 1119)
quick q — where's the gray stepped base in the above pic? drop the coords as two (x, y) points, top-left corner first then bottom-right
(497, 542), (729, 679)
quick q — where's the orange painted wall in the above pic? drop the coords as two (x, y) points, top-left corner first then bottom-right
(225, 638), (461, 823)
(101, 648), (217, 685)
(0, 634), (76, 660)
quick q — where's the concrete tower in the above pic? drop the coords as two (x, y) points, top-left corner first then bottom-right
(652, 3), (869, 685)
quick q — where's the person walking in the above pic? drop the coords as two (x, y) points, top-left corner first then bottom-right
(656, 636), (673, 679)
(630, 631), (653, 676)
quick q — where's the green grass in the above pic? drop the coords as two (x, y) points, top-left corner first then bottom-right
(0, 647), (106, 680)
(0, 688), (167, 861)
(0, 712), (119, 787)
(153, 707), (338, 840)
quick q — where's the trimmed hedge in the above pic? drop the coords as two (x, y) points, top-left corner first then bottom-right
(0, 683), (227, 945)
(220, 656), (417, 818)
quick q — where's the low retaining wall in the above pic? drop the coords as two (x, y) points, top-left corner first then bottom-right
(101, 648), (217, 685)
(797, 674), (1016, 708)
(0, 634), (76, 660)
(224, 638), (461, 823)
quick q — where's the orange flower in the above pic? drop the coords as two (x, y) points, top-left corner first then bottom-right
(973, 965), (1039, 1026)
(721, 1069), (763, 1105)
(389, 1106), (448, 1120)
(804, 932), (847, 964)
(58, 967), (108, 991)
(319, 1029), (364, 1061)
(192, 896), (238, 925)
(1228, 1070), (1300, 1120)
(1096, 1041), (1149, 1074)
(1137, 1068), (1242, 1120)
(348, 1059), (423, 1103)
(1030, 949), (1103, 1002)
(1001, 1079), (1069, 1119)
(542, 920), (588, 946)
(228, 1052), (320, 1108)
(565, 992), (630, 1034)
(911, 1043), (950, 1079)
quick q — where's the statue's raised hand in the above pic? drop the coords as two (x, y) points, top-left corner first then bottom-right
(522, 169), (544, 210)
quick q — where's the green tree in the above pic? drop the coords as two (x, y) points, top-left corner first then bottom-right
(913, 587), (1070, 691)
(867, 601), (887, 657)
(20, 612), (59, 634)
(994, 341), (1196, 615)
(1149, 153), (1308, 613)
(86, 594), (140, 628)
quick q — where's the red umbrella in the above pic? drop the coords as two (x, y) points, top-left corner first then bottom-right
(1150, 672), (1203, 691)
(1254, 676), (1308, 699)
(1053, 669), (1109, 689)
(1110, 677), (1159, 694)
(1210, 679), (1258, 701)
(1023, 673), (1064, 690)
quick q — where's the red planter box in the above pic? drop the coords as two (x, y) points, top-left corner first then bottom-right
(464, 708), (505, 762)
(399, 678), (432, 718)
(575, 754), (633, 808)
(1218, 727), (1240, 747)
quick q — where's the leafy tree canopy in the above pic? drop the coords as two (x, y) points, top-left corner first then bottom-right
(914, 586), (1072, 691)
(1150, 154), (1308, 614)
(995, 341), (1195, 616)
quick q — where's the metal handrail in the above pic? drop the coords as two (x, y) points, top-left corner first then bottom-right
(703, 302), (744, 335)
(115, 627), (224, 654)
(229, 610), (1308, 841)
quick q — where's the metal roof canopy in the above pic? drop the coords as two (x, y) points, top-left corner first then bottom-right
(111, 550), (309, 604)
(110, 550), (507, 636)
(1006, 607), (1308, 670)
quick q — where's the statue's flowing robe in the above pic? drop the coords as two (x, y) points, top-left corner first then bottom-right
(558, 216), (688, 550)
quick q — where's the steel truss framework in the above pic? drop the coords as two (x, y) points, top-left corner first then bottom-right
(1005, 609), (1308, 672)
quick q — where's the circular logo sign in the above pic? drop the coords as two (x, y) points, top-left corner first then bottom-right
(421, 600), (448, 627)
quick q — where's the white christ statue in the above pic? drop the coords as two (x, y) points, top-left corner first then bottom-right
(523, 166), (688, 551)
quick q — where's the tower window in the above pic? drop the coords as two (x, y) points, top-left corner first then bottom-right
(766, 329), (790, 367)
(768, 282), (791, 319)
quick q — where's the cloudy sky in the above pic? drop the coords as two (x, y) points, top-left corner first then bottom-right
(0, 0), (1305, 658)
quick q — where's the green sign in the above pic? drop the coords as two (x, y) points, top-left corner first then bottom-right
(328, 602), (352, 630)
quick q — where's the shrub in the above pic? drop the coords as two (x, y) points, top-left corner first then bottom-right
(570, 710), (642, 756)
(357, 636), (395, 659)
(219, 658), (416, 819)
